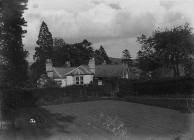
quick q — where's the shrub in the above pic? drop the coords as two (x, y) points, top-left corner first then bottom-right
(1, 88), (38, 120)
(118, 77), (194, 97)
(1, 88), (37, 110)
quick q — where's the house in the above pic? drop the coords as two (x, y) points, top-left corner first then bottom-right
(43, 58), (132, 87)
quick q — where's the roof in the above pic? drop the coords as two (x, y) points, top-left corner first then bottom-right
(95, 65), (127, 78)
(53, 64), (129, 79)
(53, 67), (76, 78)
(64, 65), (93, 76)
(53, 65), (93, 78)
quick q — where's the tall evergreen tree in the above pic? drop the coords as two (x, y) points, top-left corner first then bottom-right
(31, 21), (53, 83)
(122, 49), (132, 66)
(1, 0), (28, 87)
(95, 46), (111, 65)
(34, 21), (53, 61)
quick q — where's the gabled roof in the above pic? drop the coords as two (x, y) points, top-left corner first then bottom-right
(95, 65), (127, 78)
(53, 65), (93, 78)
(53, 64), (129, 79)
(64, 65), (93, 76)
(53, 67), (76, 78)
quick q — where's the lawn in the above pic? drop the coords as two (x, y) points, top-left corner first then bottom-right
(1, 100), (194, 140)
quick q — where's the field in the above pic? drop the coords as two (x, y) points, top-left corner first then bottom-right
(1, 100), (194, 140)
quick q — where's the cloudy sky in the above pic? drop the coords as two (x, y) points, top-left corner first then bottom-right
(23, 0), (194, 62)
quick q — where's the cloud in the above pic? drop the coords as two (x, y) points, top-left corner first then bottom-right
(32, 3), (39, 9)
(108, 3), (121, 10)
(160, 0), (176, 10)
(23, 0), (194, 61)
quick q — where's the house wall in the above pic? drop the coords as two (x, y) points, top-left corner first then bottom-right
(83, 75), (93, 84)
(66, 76), (74, 86)
(54, 75), (93, 87)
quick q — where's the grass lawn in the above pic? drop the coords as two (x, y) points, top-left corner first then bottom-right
(1, 100), (194, 140)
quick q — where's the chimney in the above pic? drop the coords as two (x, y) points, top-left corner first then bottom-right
(46, 59), (53, 78)
(88, 58), (95, 74)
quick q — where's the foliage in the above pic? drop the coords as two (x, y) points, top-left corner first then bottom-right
(1, 88), (37, 120)
(95, 45), (111, 65)
(34, 21), (53, 61)
(121, 49), (132, 66)
(118, 78), (194, 97)
(24, 84), (113, 105)
(52, 38), (94, 67)
(137, 23), (194, 77)
(31, 21), (53, 82)
(1, 0), (29, 87)
(52, 38), (69, 67)
(68, 39), (94, 66)
(37, 74), (60, 88)
(52, 39), (111, 66)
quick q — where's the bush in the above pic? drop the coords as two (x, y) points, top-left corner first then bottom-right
(1, 88), (38, 120)
(118, 77), (194, 97)
(1, 88), (37, 110)
(22, 84), (112, 105)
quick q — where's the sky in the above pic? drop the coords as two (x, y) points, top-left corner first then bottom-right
(23, 0), (194, 62)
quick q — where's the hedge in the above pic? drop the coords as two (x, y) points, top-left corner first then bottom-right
(118, 77), (194, 97)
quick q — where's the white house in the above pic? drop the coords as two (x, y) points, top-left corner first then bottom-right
(44, 58), (132, 87)
(45, 59), (94, 87)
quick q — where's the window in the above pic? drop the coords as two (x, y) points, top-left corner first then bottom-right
(76, 77), (79, 85)
(80, 76), (83, 85)
(98, 80), (102, 86)
(75, 76), (84, 85)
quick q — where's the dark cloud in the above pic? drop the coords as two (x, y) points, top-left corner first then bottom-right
(160, 0), (176, 10)
(92, 0), (102, 5)
(109, 3), (121, 10)
(32, 3), (39, 9)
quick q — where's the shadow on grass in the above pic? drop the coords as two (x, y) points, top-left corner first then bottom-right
(1, 107), (76, 140)
(117, 96), (194, 113)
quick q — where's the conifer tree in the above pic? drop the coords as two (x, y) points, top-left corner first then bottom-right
(34, 21), (53, 61)
(122, 49), (132, 66)
(1, 0), (28, 87)
(31, 21), (53, 83)
(95, 46), (111, 64)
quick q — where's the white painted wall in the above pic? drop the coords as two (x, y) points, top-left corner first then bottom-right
(66, 76), (73, 86)
(83, 75), (93, 84)
(54, 74), (93, 87)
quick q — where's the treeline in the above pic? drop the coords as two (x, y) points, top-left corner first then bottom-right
(52, 38), (111, 67)
(30, 21), (111, 83)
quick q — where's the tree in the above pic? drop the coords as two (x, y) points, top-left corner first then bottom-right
(0, 0), (29, 125)
(122, 49), (132, 66)
(137, 23), (194, 77)
(1, 0), (28, 87)
(31, 21), (53, 82)
(34, 21), (53, 61)
(69, 39), (94, 66)
(95, 45), (111, 65)
(52, 38), (70, 67)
